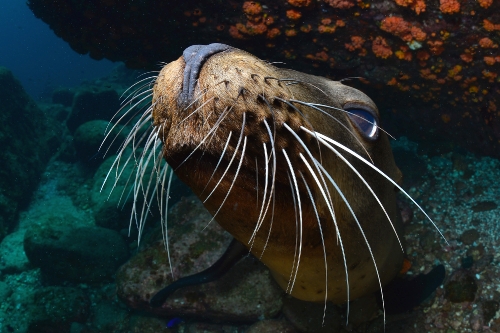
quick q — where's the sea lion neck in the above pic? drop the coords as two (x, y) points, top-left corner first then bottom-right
(179, 43), (233, 108)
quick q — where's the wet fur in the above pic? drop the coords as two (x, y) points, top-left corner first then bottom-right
(102, 47), (444, 323)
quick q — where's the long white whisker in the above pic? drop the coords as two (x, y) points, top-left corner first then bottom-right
(298, 153), (350, 323)
(312, 139), (404, 251)
(300, 172), (328, 327)
(204, 112), (246, 203)
(303, 127), (448, 245)
(282, 149), (302, 294)
(285, 170), (299, 294)
(289, 100), (374, 163)
(315, 158), (385, 326)
(205, 136), (247, 228)
(201, 131), (232, 195)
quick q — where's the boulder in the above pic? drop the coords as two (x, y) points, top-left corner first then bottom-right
(116, 196), (283, 322)
(24, 224), (129, 283)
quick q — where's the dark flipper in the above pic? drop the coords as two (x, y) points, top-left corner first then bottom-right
(149, 238), (249, 308)
(379, 264), (446, 314)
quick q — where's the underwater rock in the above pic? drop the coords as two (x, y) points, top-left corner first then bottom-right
(0, 230), (30, 274)
(246, 319), (298, 333)
(116, 196), (283, 322)
(23, 224), (129, 283)
(73, 120), (126, 167)
(28, 0), (500, 158)
(0, 67), (61, 240)
(66, 87), (119, 133)
(52, 88), (75, 107)
(444, 269), (478, 303)
(471, 201), (498, 212)
(460, 229), (480, 245)
(482, 300), (500, 324)
(28, 286), (90, 333)
(91, 154), (192, 231)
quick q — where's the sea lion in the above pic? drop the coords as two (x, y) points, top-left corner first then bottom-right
(103, 43), (444, 317)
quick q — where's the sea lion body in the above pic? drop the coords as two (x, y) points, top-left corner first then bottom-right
(150, 45), (404, 303)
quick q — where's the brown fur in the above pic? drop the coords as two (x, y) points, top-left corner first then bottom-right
(152, 48), (404, 303)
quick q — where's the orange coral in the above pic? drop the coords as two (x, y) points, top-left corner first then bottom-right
(286, 9), (302, 20)
(380, 17), (426, 42)
(372, 36), (393, 59)
(478, 0), (493, 9)
(306, 51), (330, 61)
(479, 37), (498, 48)
(345, 36), (365, 51)
(395, 50), (412, 61)
(288, 0), (312, 7)
(394, 0), (426, 15)
(417, 50), (430, 61)
(482, 70), (498, 82)
(300, 24), (312, 33)
(324, 0), (355, 9)
(229, 25), (245, 39)
(427, 40), (445, 55)
(484, 56), (496, 65)
(483, 19), (500, 31)
(266, 28), (281, 39)
(447, 65), (462, 78)
(420, 68), (437, 80)
(285, 29), (298, 37)
(439, 0), (460, 14)
(460, 53), (473, 63)
(243, 1), (262, 16)
(236, 21), (267, 35)
(318, 25), (336, 33)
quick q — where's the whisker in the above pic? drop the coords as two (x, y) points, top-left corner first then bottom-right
(304, 127), (448, 245)
(204, 112), (246, 203)
(200, 131), (232, 195)
(314, 158), (385, 326)
(311, 140), (404, 252)
(175, 105), (234, 171)
(282, 149), (303, 294)
(297, 101), (395, 141)
(205, 136), (247, 226)
(300, 172), (328, 327)
(289, 99), (374, 164)
(299, 153), (350, 324)
(285, 170), (299, 294)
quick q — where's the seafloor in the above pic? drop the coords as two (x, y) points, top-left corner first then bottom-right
(0, 65), (500, 333)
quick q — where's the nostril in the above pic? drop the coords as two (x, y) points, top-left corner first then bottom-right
(179, 43), (233, 108)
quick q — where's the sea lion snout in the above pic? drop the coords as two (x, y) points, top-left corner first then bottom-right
(179, 43), (233, 108)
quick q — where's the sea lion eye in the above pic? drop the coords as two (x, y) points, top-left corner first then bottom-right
(345, 107), (379, 140)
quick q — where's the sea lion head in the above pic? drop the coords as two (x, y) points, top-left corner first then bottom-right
(107, 43), (409, 305)
(146, 43), (404, 304)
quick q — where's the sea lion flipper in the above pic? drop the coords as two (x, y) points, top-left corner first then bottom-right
(150, 238), (248, 307)
(379, 264), (446, 314)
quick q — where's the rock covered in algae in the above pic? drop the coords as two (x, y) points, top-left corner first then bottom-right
(116, 196), (284, 322)
(23, 224), (129, 283)
(0, 67), (61, 241)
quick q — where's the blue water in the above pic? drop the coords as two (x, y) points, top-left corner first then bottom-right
(0, 1), (115, 100)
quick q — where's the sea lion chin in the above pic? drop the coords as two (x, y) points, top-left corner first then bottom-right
(104, 43), (443, 309)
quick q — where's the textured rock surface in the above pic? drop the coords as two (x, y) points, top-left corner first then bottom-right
(28, 286), (90, 333)
(27, 0), (500, 158)
(116, 196), (284, 322)
(0, 230), (30, 274)
(24, 224), (129, 283)
(67, 87), (119, 133)
(0, 67), (60, 239)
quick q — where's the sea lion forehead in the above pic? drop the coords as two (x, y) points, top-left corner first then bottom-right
(322, 81), (380, 118)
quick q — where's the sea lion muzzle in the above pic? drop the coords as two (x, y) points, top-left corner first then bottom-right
(103, 43), (446, 320)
